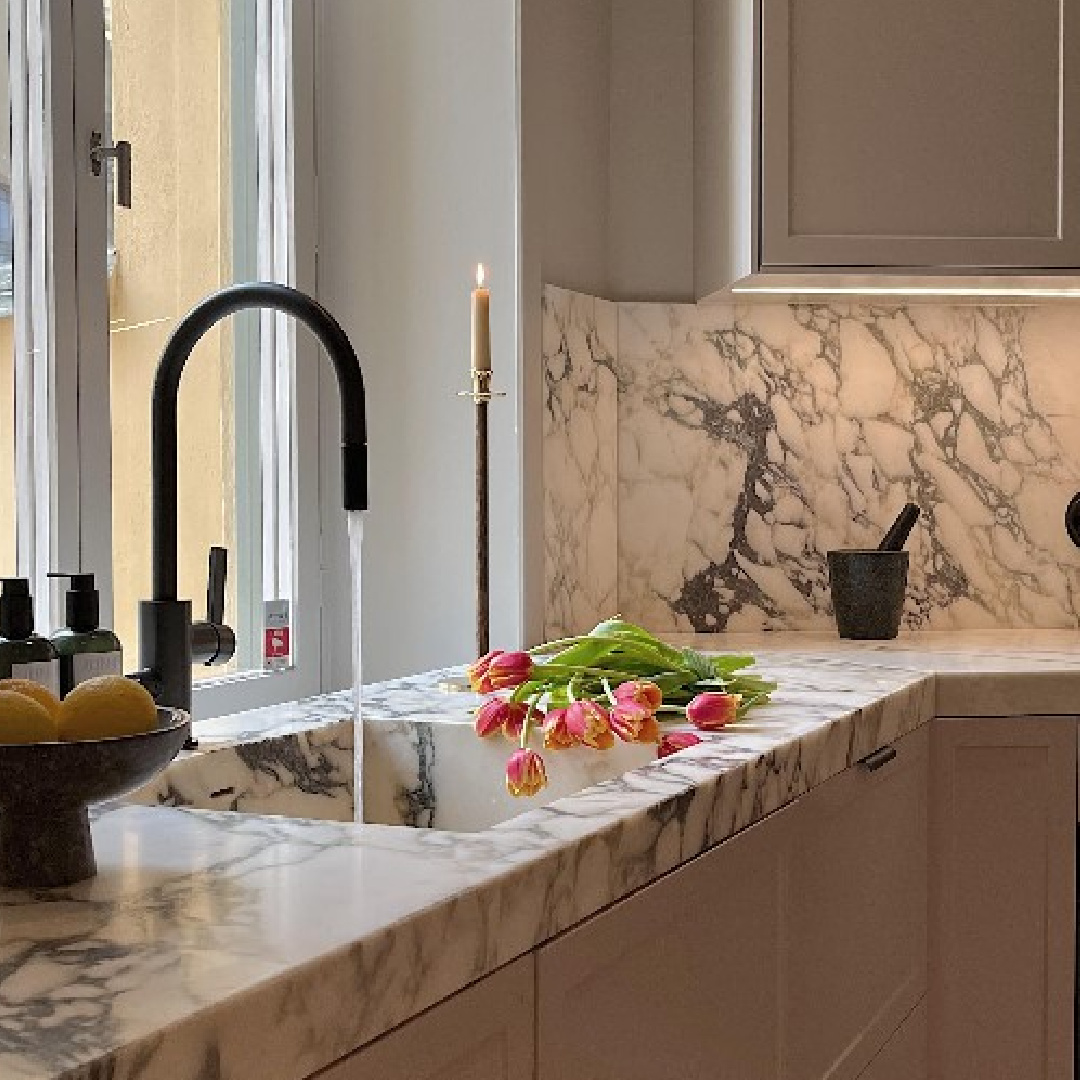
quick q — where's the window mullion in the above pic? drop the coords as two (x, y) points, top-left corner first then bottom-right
(10, 0), (56, 621)
(256, 0), (296, 664)
(67, 0), (113, 628)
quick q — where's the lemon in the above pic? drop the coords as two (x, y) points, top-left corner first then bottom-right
(58, 676), (158, 742)
(0, 678), (62, 723)
(0, 690), (58, 743)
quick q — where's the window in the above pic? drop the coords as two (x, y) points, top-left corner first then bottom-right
(2, 0), (328, 719)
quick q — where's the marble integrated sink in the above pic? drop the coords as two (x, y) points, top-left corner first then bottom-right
(131, 667), (659, 832)
(362, 712), (656, 831)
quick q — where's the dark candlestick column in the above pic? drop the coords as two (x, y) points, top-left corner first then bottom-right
(475, 391), (490, 657)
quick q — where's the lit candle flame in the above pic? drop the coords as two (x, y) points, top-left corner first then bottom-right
(476, 263), (486, 288)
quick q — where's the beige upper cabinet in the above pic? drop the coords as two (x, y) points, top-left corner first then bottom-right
(758, 0), (1080, 271)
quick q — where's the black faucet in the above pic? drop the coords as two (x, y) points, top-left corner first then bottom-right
(135, 283), (368, 718)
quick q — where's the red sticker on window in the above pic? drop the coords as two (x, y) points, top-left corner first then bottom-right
(265, 627), (290, 661)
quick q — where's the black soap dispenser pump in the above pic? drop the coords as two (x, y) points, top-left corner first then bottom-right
(0, 577), (60, 694)
(49, 573), (123, 695)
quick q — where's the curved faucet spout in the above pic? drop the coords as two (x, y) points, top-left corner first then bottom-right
(151, 282), (369, 602)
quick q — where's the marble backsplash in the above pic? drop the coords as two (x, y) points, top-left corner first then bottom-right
(543, 286), (1080, 636)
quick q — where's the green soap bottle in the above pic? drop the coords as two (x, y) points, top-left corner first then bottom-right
(0, 578), (60, 696)
(49, 573), (123, 696)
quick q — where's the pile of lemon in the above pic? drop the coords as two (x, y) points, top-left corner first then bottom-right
(0, 676), (158, 744)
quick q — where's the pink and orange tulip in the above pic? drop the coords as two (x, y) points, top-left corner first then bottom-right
(658, 731), (704, 759)
(686, 692), (740, 731)
(506, 748), (547, 797)
(469, 650), (533, 695)
(614, 680), (663, 714)
(609, 701), (659, 744)
(475, 698), (530, 741)
(565, 700), (615, 750)
(543, 708), (580, 749)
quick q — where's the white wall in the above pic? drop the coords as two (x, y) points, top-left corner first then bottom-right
(316, 0), (520, 684)
(518, 0), (696, 642)
(519, 0), (612, 644)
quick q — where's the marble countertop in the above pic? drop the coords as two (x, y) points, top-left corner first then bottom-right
(4, 630), (1080, 1080)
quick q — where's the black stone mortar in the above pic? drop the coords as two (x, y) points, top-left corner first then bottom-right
(0, 708), (190, 889)
(827, 550), (909, 640)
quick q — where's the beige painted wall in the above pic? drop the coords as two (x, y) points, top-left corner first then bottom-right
(109, 0), (236, 660)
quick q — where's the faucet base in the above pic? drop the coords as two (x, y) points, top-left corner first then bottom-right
(139, 599), (194, 715)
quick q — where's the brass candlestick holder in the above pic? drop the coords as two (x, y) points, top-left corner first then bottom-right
(440, 368), (505, 694)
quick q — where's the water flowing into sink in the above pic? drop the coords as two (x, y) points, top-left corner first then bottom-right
(348, 510), (365, 819)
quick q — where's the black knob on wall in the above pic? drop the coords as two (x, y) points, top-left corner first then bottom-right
(1066, 494), (1080, 549)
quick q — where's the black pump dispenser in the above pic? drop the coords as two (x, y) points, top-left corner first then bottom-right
(49, 572), (122, 694)
(0, 578), (60, 690)
(0, 578), (35, 639)
(49, 573), (101, 633)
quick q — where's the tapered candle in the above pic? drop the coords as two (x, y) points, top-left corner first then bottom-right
(471, 264), (491, 373)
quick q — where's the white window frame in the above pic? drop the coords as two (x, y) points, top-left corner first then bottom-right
(10, 0), (86, 621)
(28, 0), (334, 721)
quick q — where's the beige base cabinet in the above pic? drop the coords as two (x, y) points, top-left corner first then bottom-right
(859, 1000), (927, 1080)
(310, 956), (534, 1080)
(929, 717), (1077, 1080)
(537, 726), (928, 1080)
(307, 715), (1080, 1080)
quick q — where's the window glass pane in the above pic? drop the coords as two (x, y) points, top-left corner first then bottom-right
(0, 0), (13, 575)
(107, 0), (265, 678)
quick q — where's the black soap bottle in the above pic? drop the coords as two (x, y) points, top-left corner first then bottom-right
(49, 573), (123, 695)
(0, 578), (60, 694)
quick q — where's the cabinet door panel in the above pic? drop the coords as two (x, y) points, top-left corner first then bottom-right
(760, 0), (1080, 269)
(859, 1001), (927, 1080)
(538, 814), (782, 1080)
(313, 957), (534, 1080)
(930, 717), (1076, 1080)
(779, 725), (928, 1080)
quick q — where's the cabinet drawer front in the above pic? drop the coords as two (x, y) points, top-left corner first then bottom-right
(779, 725), (929, 1080)
(313, 958), (534, 1080)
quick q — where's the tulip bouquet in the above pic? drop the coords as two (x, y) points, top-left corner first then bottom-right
(469, 618), (776, 797)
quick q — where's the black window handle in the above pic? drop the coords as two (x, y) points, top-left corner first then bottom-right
(859, 744), (897, 772)
(206, 546), (227, 626)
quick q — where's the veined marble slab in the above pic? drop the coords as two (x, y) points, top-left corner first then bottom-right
(126, 666), (657, 833)
(542, 286), (619, 639)
(543, 286), (1080, 636)
(125, 668), (485, 823)
(6, 631), (1080, 1080)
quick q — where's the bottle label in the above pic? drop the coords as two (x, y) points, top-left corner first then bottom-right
(11, 660), (61, 697)
(71, 651), (124, 686)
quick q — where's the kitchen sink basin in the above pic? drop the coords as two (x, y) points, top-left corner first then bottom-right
(362, 715), (656, 831)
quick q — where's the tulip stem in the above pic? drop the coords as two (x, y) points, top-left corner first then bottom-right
(567, 675), (582, 704)
(520, 697), (541, 749)
(528, 635), (591, 655)
(533, 663), (656, 682)
(601, 677), (617, 707)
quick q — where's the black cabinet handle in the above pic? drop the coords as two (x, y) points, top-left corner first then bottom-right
(859, 745), (897, 772)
